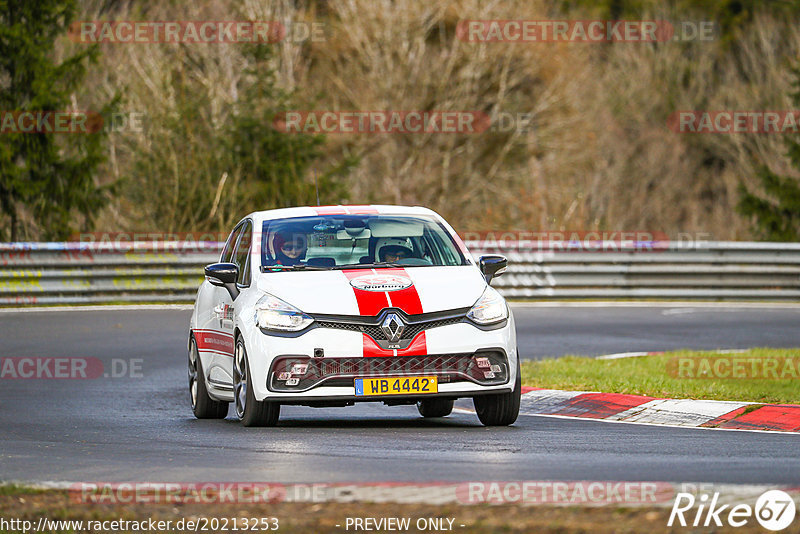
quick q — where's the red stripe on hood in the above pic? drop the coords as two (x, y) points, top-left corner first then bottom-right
(342, 269), (390, 316)
(343, 268), (428, 357)
(381, 267), (423, 315)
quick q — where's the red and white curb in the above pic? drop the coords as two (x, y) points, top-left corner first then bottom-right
(517, 387), (800, 433)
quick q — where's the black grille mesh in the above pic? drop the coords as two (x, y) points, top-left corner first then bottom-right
(316, 316), (464, 341)
(269, 351), (508, 392)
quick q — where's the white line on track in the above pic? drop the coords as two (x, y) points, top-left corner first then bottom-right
(595, 351), (652, 360)
(596, 348), (748, 360)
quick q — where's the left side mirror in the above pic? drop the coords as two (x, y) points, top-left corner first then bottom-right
(479, 255), (508, 283)
(204, 262), (240, 299)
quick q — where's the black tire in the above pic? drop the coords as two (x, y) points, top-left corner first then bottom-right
(189, 336), (229, 419)
(473, 358), (521, 426)
(417, 398), (455, 418)
(233, 336), (280, 427)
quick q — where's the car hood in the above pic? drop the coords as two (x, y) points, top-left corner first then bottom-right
(255, 265), (487, 316)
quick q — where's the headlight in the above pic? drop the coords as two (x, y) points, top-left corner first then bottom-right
(467, 286), (508, 325)
(254, 294), (314, 332)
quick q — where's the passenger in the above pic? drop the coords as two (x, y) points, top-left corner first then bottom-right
(273, 232), (307, 266)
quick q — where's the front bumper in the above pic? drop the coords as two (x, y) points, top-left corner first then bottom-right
(242, 312), (518, 402)
(249, 387), (514, 406)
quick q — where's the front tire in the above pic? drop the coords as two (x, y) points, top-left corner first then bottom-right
(473, 358), (521, 426)
(417, 398), (454, 418)
(189, 336), (229, 419)
(233, 337), (280, 427)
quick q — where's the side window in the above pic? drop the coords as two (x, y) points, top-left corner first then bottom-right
(221, 224), (244, 263)
(234, 220), (253, 286)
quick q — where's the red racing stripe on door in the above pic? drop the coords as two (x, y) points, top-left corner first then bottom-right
(193, 329), (234, 357)
(342, 269), (390, 316)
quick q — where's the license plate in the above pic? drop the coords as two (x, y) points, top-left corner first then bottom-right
(354, 376), (438, 396)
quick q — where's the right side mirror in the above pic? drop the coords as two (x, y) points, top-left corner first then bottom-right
(479, 255), (508, 284)
(204, 263), (240, 299)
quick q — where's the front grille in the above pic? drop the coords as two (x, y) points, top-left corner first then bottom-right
(269, 351), (508, 392)
(316, 316), (464, 341)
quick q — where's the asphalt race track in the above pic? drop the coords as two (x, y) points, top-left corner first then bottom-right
(1, 305), (798, 484)
(512, 304), (800, 359)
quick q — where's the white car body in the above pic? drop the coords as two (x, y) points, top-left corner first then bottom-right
(189, 205), (519, 426)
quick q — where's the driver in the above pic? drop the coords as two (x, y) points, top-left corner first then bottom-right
(376, 237), (414, 263)
(273, 232), (307, 266)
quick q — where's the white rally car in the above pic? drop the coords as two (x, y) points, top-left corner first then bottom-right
(189, 205), (519, 426)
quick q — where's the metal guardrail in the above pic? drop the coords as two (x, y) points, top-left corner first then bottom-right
(0, 242), (219, 305)
(1, 241), (800, 305)
(470, 241), (800, 300)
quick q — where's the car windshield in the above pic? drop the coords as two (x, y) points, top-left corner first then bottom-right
(260, 214), (467, 271)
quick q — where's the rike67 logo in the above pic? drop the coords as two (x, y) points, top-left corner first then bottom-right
(669, 490), (796, 531)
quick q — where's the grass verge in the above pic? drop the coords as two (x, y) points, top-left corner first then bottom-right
(520, 348), (799, 404)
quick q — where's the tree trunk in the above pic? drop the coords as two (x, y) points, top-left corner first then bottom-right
(10, 205), (17, 242)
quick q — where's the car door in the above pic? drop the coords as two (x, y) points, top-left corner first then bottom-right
(195, 222), (245, 388)
(216, 219), (253, 380)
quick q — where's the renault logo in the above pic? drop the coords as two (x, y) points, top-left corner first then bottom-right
(381, 313), (406, 342)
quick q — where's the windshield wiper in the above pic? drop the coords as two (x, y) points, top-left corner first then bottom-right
(260, 264), (331, 272)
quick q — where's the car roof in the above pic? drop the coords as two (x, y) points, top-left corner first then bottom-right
(247, 205), (440, 225)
